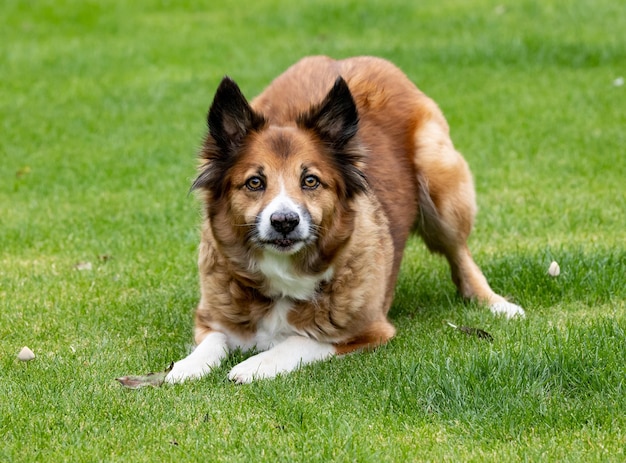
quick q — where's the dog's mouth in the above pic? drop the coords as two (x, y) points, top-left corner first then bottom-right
(272, 238), (297, 248)
(261, 238), (306, 253)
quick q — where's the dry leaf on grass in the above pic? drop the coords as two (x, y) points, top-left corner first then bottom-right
(445, 321), (494, 341)
(116, 363), (173, 389)
(16, 166), (32, 178)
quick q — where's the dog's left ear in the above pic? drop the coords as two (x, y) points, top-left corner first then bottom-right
(298, 77), (359, 148)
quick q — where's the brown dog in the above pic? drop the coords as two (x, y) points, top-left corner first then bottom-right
(165, 56), (524, 384)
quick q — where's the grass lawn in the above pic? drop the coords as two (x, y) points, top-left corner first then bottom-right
(1, 0), (625, 461)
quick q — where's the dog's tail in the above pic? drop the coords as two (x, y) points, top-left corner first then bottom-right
(414, 175), (449, 255)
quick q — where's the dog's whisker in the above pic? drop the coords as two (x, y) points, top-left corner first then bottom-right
(310, 224), (329, 234)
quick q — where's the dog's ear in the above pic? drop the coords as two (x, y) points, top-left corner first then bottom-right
(299, 77), (367, 198)
(207, 76), (266, 153)
(298, 77), (359, 148)
(192, 77), (266, 193)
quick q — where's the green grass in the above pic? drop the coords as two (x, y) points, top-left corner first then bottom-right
(1, 0), (625, 461)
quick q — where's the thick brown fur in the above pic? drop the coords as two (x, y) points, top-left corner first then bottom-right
(190, 56), (522, 360)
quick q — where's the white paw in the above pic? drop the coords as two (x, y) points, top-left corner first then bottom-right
(228, 336), (334, 384)
(228, 350), (283, 384)
(164, 332), (228, 384)
(490, 301), (526, 319)
(165, 356), (213, 384)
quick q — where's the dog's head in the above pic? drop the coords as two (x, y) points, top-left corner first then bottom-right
(192, 76), (368, 264)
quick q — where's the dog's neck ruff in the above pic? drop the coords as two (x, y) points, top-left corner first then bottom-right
(257, 251), (334, 300)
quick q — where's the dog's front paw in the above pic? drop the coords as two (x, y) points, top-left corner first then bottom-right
(490, 301), (525, 319)
(228, 351), (281, 384)
(164, 332), (229, 384)
(165, 356), (213, 384)
(228, 336), (335, 384)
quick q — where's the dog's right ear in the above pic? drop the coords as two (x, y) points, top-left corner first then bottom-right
(192, 77), (266, 193)
(207, 77), (266, 153)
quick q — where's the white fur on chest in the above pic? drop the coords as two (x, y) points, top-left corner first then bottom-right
(219, 254), (333, 353)
(254, 298), (297, 350)
(219, 298), (298, 352)
(257, 251), (334, 300)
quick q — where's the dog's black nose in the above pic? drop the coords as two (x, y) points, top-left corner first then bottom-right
(270, 211), (300, 234)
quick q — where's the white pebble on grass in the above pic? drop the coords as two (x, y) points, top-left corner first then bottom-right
(75, 261), (93, 271)
(18, 346), (35, 361)
(548, 261), (560, 277)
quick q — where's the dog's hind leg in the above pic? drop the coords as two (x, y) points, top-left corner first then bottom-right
(412, 119), (524, 318)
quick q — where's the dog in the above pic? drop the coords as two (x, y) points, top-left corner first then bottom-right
(165, 56), (524, 384)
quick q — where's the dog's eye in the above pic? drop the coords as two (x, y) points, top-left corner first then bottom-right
(245, 176), (264, 191)
(302, 175), (320, 190)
